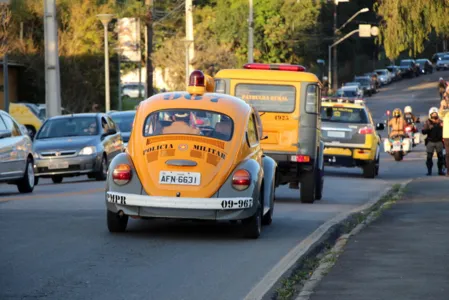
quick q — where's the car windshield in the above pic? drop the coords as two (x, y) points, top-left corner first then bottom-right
(36, 117), (99, 139)
(143, 109), (234, 141)
(376, 70), (386, 75)
(321, 106), (368, 124)
(400, 61), (411, 66)
(234, 83), (296, 113)
(355, 79), (370, 85)
(345, 82), (358, 86)
(337, 90), (358, 97)
(110, 113), (135, 133)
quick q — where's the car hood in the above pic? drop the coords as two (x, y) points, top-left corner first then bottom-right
(34, 136), (98, 152)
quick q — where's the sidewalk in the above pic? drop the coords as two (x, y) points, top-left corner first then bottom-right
(310, 177), (449, 300)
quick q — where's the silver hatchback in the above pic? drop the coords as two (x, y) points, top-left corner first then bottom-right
(0, 110), (35, 193)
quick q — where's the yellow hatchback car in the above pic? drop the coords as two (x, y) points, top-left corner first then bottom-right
(321, 97), (384, 178)
(105, 71), (277, 239)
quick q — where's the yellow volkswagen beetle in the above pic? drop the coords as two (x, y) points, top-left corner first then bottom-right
(105, 71), (277, 239)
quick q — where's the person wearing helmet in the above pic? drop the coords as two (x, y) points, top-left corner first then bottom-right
(422, 107), (444, 176)
(439, 78), (447, 100)
(403, 106), (419, 125)
(388, 108), (405, 138)
(162, 111), (200, 135)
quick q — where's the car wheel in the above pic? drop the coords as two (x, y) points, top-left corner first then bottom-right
(34, 176), (39, 186)
(393, 152), (403, 161)
(107, 210), (128, 233)
(87, 173), (96, 179)
(17, 158), (35, 193)
(362, 160), (376, 179)
(262, 182), (274, 226)
(243, 193), (262, 239)
(300, 169), (316, 204)
(96, 155), (108, 181)
(51, 176), (63, 184)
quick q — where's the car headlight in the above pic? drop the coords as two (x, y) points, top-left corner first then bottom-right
(79, 146), (96, 155)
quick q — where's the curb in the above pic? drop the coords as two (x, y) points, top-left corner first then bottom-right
(295, 179), (411, 300)
(244, 181), (409, 300)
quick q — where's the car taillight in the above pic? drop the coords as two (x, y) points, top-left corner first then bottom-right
(359, 127), (374, 134)
(232, 169), (251, 191)
(291, 155), (311, 163)
(112, 164), (132, 185)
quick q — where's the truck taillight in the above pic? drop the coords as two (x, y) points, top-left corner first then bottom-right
(232, 169), (251, 191)
(291, 155), (310, 163)
(112, 164), (132, 185)
(359, 127), (374, 134)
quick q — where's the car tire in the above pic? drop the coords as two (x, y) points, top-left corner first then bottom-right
(362, 160), (376, 179)
(51, 176), (63, 184)
(17, 158), (35, 193)
(87, 173), (96, 179)
(243, 193), (262, 239)
(262, 182), (274, 226)
(107, 210), (128, 233)
(393, 152), (403, 161)
(300, 170), (316, 204)
(95, 155), (108, 181)
(34, 176), (39, 186)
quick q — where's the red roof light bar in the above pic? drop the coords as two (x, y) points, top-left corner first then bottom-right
(243, 63), (306, 72)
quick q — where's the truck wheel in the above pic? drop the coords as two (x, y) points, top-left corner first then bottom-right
(262, 182), (274, 226)
(17, 158), (35, 193)
(243, 192), (262, 239)
(393, 152), (403, 161)
(315, 164), (324, 200)
(300, 170), (316, 204)
(362, 161), (376, 178)
(107, 210), (128, 233)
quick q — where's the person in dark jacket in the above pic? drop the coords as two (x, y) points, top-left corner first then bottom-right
(438, 78), (447, 100)
(422, 107), (445, 176)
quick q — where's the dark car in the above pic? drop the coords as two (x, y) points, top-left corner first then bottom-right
(33, 113), (124, 184)
(354, 76), (376, 96)
(399, 59), (419, 78)
(415, 59), (433, 74)
(108, 110), (136, 148)
(364, 72), (381, 89)
(386, 65), (402, 81)
(431, 52), (449, 64)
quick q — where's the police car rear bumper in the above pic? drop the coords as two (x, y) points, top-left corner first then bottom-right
(106, 191), (256, 221)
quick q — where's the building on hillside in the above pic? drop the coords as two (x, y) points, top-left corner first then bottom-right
(0, 60), (25, 111)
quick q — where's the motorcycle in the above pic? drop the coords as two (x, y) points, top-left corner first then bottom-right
(384, 135), (412, 161)
(404, 122), (421, 147)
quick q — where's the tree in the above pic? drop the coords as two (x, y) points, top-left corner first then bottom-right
(0, 4), (11, 56)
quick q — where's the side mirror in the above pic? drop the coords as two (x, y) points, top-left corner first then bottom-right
(0, 130), (12, 139)
(376, 123), (385, 131)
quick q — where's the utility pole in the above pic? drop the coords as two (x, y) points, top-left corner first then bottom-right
(44, 0), (62, 118)
(145, 0), (154, 97)
(332, 2), (338, 91)
(185, 0), (194, 76)
(3, 55), (9, 113)
(248, 0), (254, 63)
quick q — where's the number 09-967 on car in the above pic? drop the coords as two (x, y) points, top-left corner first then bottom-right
(105, 71), (276, 239)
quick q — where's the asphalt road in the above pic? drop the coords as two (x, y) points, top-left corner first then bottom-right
(1, 70), (448, 300)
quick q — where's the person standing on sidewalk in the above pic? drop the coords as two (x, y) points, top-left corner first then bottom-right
(422, 107), (445, 176)
(440, 96), (449, 176)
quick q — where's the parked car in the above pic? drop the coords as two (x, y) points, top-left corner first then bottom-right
(0, 110), (35, 193)
(354, 76), (376, 96)
(431, 52), (449, 64)
(106, 70), (276, 238)
(336, 86), (363, 99)
(33, 113), (124, 184)
(108, 110), (136, 148)
(415, 59), (433, 74)
(399, 59), (420, 77)
(385, 65), (402, 81)
(121, 83), (146, 99)
(364, 72), (381, 89)
(436, 54), (449, 71)
(375, 69), (392, 85)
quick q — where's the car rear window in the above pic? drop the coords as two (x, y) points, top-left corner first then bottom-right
(110, 113), (135, 133)
(235, 84), (296, 113)
(337, 90), (358, 97)
(143, 109), (234, 141)
(321, 106), (368, 124)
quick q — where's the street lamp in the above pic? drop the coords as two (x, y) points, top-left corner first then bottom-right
(97, 13), (115, 112)
(330, 7), (369, 90)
